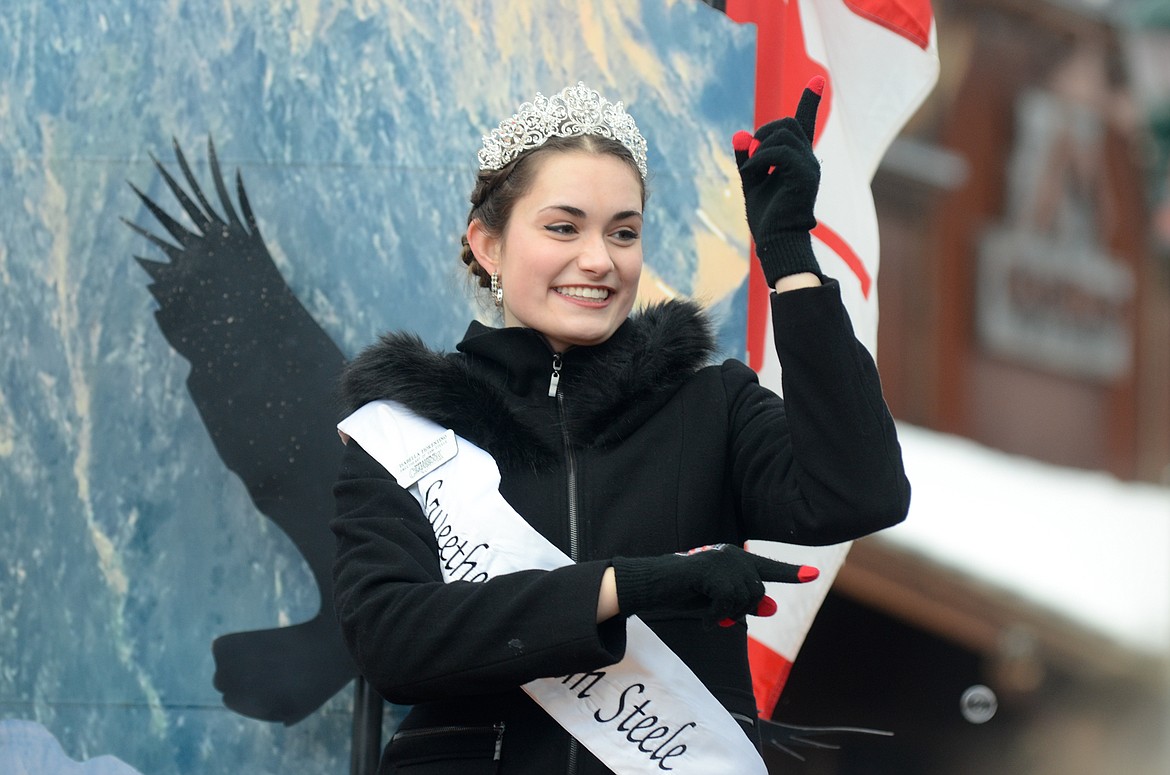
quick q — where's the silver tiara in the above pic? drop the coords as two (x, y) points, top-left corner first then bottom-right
(478, 82), (648, 179)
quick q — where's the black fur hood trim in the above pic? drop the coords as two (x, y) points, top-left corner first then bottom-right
(339, 300), (717, 469)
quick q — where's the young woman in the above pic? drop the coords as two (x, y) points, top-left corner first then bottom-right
(331, 81), (910, 774)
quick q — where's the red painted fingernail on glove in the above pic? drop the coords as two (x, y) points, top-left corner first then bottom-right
(732, 131), (762, 158)
(798, 565), (820, 583)
(717, 595), (779, 627)
(807, 75), (825, 96)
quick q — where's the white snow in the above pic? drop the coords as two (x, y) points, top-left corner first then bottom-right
(879, 423), (1170, 657)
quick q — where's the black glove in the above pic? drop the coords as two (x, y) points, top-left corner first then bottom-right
(611, 544), (819, 626)
(733, 76), (824, 286)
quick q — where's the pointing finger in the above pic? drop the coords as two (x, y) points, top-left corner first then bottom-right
(794, 75), (825, 143)
(754, 555), (820, 584)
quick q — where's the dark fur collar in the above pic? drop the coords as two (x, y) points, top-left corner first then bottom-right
(339, 300), (716, 469)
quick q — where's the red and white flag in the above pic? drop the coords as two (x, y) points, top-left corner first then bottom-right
(725, 0), (939, 717)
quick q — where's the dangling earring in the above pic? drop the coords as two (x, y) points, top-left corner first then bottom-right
(491, 272), (503, 307)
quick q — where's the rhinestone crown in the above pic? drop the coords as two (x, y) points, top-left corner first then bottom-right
(478, 82), (648, 179)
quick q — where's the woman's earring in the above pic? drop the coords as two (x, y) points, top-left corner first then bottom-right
(491, 273), (503, 307)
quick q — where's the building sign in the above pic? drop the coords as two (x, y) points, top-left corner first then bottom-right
(976, 88), (1134, 380)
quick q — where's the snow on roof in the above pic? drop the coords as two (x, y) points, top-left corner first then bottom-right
(879, 423), (1170, 658)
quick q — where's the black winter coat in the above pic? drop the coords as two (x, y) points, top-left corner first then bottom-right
(331, 280), (910, 775)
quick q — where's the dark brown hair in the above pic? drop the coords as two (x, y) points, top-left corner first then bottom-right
(460, 134), (647, 289)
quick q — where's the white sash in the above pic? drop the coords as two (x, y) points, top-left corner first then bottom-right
(339, 400), (767, 774)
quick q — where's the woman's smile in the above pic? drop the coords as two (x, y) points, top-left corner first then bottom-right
(553, 285), (613, 303)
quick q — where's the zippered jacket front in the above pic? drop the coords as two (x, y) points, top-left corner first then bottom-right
(330, 279), (911, 774)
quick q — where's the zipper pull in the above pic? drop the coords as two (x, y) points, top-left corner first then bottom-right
(493, 722), (506, 761)
(548, 353), (562, 398)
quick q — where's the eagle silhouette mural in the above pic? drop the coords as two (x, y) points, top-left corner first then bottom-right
(125, 139), (357, 726)
(124, 139), (889, 764)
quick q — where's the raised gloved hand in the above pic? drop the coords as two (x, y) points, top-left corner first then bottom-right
(732, 76), (825, 286)
(611, 544), (819, 627)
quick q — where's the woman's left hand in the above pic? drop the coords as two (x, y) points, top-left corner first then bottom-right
(733, 76), (825, 287)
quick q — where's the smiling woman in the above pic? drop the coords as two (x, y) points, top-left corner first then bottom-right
(329, 81), (911, 775)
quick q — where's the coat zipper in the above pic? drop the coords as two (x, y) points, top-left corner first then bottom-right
(568, 736), (580, 774)
(390, 722), (506, 761)
(551, 353), (580, 773)
(550, 354), (579, 562)
(548, 352), (562, 398)
(561, 388), (580, 564)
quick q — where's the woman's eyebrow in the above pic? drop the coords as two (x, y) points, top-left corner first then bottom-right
(540, 204), (587, 218)
(539, 205), (643, 221)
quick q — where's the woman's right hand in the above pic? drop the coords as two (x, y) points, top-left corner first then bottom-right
(610, 544), (818, 627)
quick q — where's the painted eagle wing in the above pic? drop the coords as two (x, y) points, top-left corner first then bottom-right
(126, 139), (357, 725)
